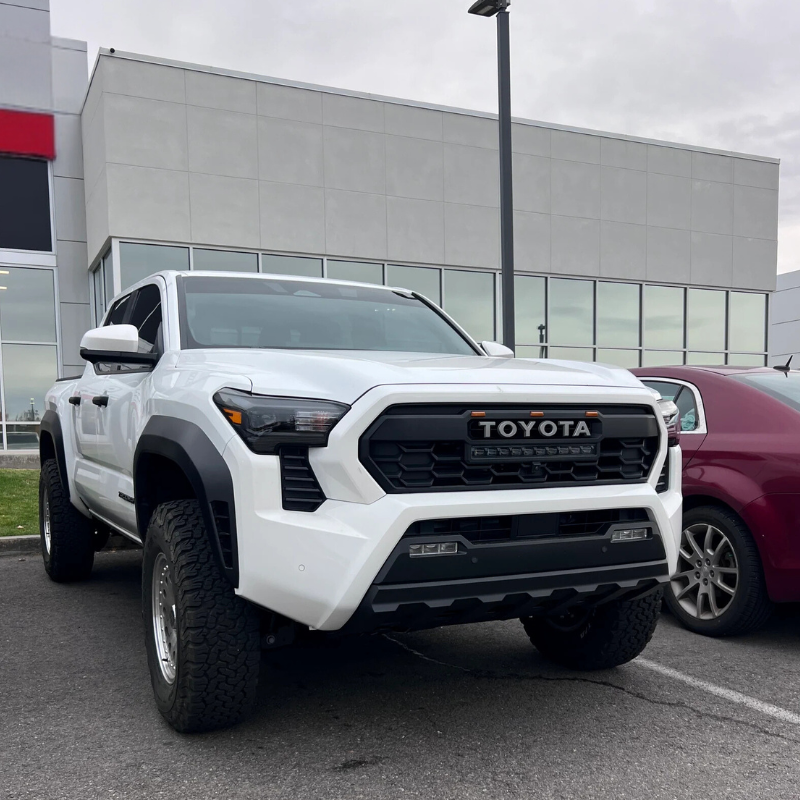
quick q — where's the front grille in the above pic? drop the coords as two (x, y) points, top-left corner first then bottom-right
(361, 404), (660, 493)
(280, 446), (326, 512)
(404, 508), (650, 544)
(656, 452), (670, 493)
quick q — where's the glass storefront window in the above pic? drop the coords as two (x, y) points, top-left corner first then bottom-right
(194, 249), (258, 272)
(387, 265), (441, 305)
(327, 260), (383, 285)
(1, 344), (57, 422)
(597, 282), (639, 348)
(6, 424), (40, 450)
(644, 285), (684, 350)
(0, 156), (52, 252)
(549, 346), (594, 362)
(687, 289), (725, 351)
(728, 353), (767, 366)
(549, 278), (593, 346)
(0, 267), (56, 342)
(516, 345), (546, 359)
(687, 351), (725, 365)
(642, 350), (685, 367)
(262, 254), (323, 278)
(443, 269), (495, 342)
(729, 292), (766, 352)
(119, 243), (189, 290)
(596, 349), (640, 369)
(515, 276), (546, 346)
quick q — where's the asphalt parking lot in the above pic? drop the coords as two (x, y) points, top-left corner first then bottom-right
(3, 549), (800, 800)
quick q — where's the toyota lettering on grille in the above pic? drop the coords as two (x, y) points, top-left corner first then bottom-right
(475, 419), (593, 439)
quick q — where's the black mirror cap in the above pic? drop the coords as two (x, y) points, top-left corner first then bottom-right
(79, 348), (160, 366)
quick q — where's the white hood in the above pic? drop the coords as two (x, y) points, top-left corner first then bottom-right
(176, 349), (645, 405)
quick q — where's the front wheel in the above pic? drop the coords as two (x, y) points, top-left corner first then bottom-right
(142, 499), (261, 733)
(522, 589), (663, 670)
(664, 506), (772, 636)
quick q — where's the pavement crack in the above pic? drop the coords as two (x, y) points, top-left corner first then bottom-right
(382, 634), (800, 745)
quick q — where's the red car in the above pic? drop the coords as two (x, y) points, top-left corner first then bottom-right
(631, 365), (800, 636)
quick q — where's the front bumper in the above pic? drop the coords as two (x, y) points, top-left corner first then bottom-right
(226, 431), (682, 631)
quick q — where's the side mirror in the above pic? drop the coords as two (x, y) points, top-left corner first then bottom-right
(481, 340), (515, 358)
(79, 324), (158, 366)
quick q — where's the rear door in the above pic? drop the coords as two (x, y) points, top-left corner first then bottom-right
(640, 378), (708, 469)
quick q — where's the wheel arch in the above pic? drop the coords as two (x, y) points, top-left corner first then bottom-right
(40, 410), (69, 497)
(134, 416), (239, 587)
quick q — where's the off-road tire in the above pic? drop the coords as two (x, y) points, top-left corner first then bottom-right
(664, 506), (773, 637)
(39, 459), (95, 582)
(142, 499), (261, 733)
(522, 589), (663, 670)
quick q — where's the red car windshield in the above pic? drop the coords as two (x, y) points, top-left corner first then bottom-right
(731, 372), (800, 414)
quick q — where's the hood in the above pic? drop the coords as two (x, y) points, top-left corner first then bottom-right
(175, 349), (645, 404)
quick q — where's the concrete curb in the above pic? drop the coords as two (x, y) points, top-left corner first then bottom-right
(0, 455), (39, 469)
(0, 535), (40, 555)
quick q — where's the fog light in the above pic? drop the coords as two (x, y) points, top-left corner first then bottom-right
(409, 542), (459, 557)
(611, 528), (649, 542)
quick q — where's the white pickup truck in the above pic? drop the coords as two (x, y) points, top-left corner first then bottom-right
(39, 270), (682, 732)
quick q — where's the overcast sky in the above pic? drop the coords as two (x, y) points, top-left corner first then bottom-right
(51, 0), (798, 274)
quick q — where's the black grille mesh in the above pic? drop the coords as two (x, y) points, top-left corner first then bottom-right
(369, 436), (657, 491)
(404, 508), (650, 544)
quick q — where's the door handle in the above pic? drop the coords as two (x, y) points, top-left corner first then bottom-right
(92, 395), (109, 407)
(68, 396), (81, 406)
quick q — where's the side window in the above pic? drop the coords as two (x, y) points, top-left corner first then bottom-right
(642, 380), (701, 432)
(105, 295), (132, 326)
(674, 386), (699, 432)
(128, 284), (163, 353)
(643, 380), (680, 403)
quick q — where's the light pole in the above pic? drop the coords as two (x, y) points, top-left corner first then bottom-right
(468, 0), (515, 352)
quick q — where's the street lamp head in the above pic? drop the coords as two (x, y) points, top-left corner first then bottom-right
(468, 0), (509, 17)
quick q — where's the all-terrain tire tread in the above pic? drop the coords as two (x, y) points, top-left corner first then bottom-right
(522, 589), (663, 670)
(144, 499), (260, 733)
(40, 459), (94, 582)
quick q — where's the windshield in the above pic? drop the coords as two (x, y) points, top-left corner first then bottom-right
(178, 276), (477, 355)
(731, 372), (800, 413)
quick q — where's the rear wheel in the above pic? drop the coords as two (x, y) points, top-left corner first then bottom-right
(664, 506), (772, 636)
(522, 589), (663, 670)
(39, 459), (95, 582)
(142, 499), (261, 733)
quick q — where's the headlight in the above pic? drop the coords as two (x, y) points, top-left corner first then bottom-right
(657, 397), (680, 447)
(214, 389), (350, 454)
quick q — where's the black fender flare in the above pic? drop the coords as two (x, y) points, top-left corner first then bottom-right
(134, 416), (239, 587)
(40, 410), (69, 498)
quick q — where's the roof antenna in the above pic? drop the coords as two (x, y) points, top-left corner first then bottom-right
(773, 355), (793, 375)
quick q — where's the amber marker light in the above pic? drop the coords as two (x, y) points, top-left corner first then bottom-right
(223, 408), (242, 425)
(530, 411), (544, 417)
(585, 411), (600, 417)
(471, 411), (486, 417)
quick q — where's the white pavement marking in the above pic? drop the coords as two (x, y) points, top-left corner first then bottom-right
(636, 657), (800, 726)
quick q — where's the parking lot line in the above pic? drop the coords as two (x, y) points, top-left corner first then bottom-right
(636, 657), (800, 725)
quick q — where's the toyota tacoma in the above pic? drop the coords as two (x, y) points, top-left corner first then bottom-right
(38, 270), (682, 732)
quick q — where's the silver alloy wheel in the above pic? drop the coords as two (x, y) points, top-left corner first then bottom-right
(671, 523), (739, 620)
(42, 493), (51, 555)
(152, 552), (178, 684)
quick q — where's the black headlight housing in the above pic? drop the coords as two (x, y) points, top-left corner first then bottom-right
(214, 389), (350, 454)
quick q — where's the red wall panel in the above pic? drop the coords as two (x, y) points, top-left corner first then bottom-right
(0, 109), (55, 160)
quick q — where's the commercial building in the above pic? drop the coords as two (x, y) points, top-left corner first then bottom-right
(770, 270), (800, 367)
(0, 2), (781, 452)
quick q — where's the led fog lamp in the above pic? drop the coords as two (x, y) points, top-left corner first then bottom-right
(611, 528), (649, 542)
(214, 389), (349, 454)
(409, 542), (459, 557)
